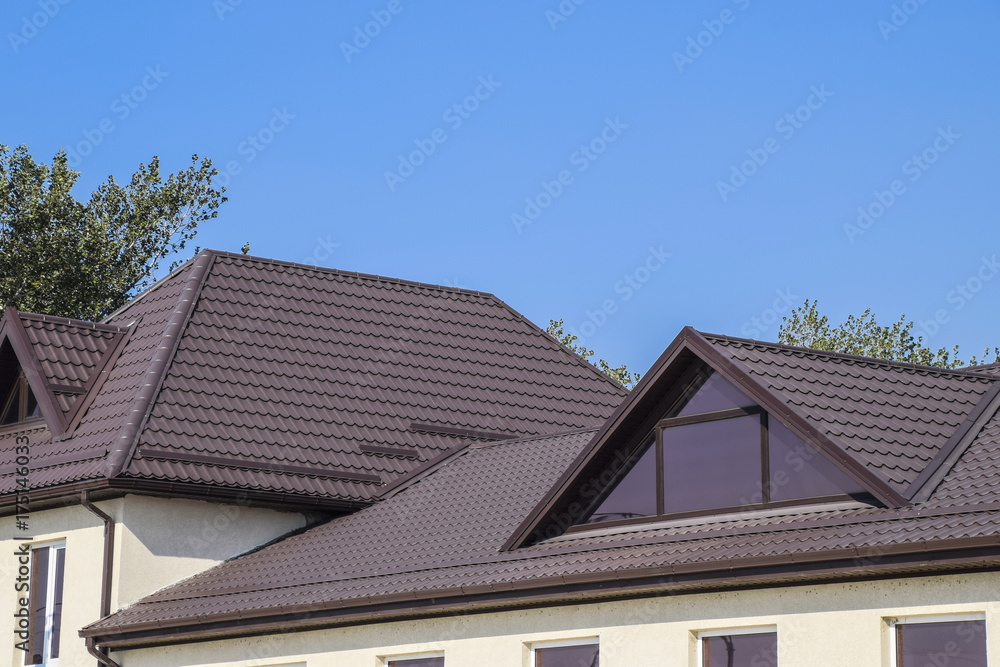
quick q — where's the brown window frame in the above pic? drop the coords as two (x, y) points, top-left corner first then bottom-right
(1, 371), (41, 427)
(26, 542), (65, 667)
(570, 365), (868, 532)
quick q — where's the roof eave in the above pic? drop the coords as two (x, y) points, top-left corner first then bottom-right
(81, 535), (1000, 650)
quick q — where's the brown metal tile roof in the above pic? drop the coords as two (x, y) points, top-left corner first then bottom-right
(83, 394), (1000, 644)
(0, 250), (625, 503)
(0, 262), (194, 493)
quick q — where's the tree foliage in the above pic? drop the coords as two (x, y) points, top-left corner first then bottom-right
(546, 319), (640, 389)
(0, 144), (226, 321)
(778, 300), (997, 369)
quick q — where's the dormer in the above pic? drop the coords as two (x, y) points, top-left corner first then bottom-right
(505, 327), (999, 549)
(0, 308), (129, 437)
(577, 362), (867, 527)
(0, 340), (41, 427)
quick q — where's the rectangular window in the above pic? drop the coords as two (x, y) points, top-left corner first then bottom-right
(697, 627), (777, 667)
(27, 543), (65, 666)
(530, 638), (599, 667)
(890, 614), (987, 667)
(385, 653), (444, 667)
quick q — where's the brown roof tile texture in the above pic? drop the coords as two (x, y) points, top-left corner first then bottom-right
(0, 251), (625, 501)
(0, 262), (196, 494)
(122, 253), (625, 501)
(85, 398), (1000, 636)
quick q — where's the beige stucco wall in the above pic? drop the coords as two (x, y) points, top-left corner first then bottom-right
(121, 571), (1000, 667)
(0, 494), (306, 667)
(112, 494), (306, 608)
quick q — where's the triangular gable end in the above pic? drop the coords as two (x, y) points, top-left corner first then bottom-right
(0, 308), (129, 438)
(503, 327), (908, 550)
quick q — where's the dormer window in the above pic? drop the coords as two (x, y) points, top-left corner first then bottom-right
(1, 371), (39, 426)
(579, 366), (866, 526)
(0, 340), (42, 428)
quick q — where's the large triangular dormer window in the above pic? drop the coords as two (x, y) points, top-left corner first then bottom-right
(577, 365), (867, 526)
(0, 341), (41, 427)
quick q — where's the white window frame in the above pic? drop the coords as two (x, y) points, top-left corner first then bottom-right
(382, 651), (445, 666)
(24, 540), (66, 667)
(887, 612), (986, 667)
(695, 625), (777, 667)
(529, 638), (600, 667)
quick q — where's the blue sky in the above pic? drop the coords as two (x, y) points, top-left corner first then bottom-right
(2, 1), (998, 375)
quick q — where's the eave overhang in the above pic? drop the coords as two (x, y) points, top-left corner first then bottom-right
(80, 536), (1000, 651)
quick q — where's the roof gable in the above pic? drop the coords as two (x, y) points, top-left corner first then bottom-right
(0, 309), (128, 437)
(504, 327), (925, 549)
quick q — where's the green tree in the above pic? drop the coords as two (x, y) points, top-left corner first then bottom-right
(778, 300), (997, 368)
(0, 144), (226, 321)
(546, 319), (640, 389)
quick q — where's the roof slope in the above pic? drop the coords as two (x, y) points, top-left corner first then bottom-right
(84, 393), (1000, 646)
(0, 250), (624, 504)
(706, 334), (997, 491)
(0, 261), (196, 492)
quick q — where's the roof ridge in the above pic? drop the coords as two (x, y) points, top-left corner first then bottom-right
(486, 294), (630, 397)
(19, 312), (125, 333)
(104, 251), (218, 478)
(209, 250), (499, 300)
(700, 330), (999, 380)
(101, 253), (207, 323)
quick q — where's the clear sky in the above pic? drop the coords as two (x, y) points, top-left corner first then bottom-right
(3, 1), (998, 376)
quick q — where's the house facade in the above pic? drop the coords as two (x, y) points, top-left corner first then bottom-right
(2, 250), (999, 666)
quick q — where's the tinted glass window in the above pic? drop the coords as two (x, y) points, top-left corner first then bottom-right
(50, 547), (65, 659)
(767, 420), (864, 501)
(585, 435), (657, 524)
(535, 644), (599, 667)
(703, 632), (777, 667)
(663, 415), (762, 514)
(387, 659), (443, 667)
(897, 621), (986, 667)
(676, 371), (756, 417)
(30, 547), (49, 665)
(1, 377), (21, 425)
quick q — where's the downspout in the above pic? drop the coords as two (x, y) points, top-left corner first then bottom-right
(81, 491), (120, 667)
(86, 637), (121, 667)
